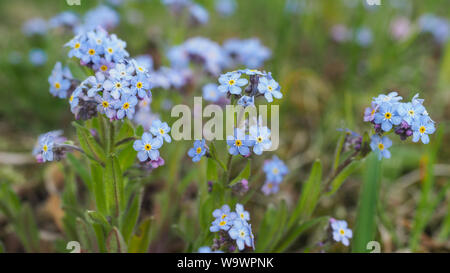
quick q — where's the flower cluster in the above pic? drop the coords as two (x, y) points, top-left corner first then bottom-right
(162, 0), (209, 25)
(133, 119), (171, 164)
(329, 218), (352, 247)
(419, 14), (450, 44)
(223, 38), (271, 69)
(364, 92), (436, 160)
(210, 204), (254, 251)
(261, 156), (288, 195)
(65, 27), (129, 71)
(168, 37), (228, 76)
(218, 69), (282, 103)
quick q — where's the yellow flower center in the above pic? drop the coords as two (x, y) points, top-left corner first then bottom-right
(339, 229), (345, 235)
(378, 143), (384, 150)
(268, 86), (273, 91)
(196, 147), (202, 154)
(43, 145), (48, 152)
(371, 108), (376, 116)
(115, 82), (122, 88)
(100, 65), (108, 71)
(408, 110), (414, 116)
(419, 126), (426, 134)
(240, 213), (244, 219)
(138, 67), (144, 72)
(54, 82), (61, 89)
(144, 144), (152, 151)
(107, 47), (113, 53)
(384, 112), (392, 119)
(136, 82), (143, 89)
(69, 95), (74, 102)
(228, 79), (235, 85)
(272, 168), (279, 174)
(235, 140), (242, 147)
(123, 102), (130, 109)
(102, 101), (109, 108)
(221, 214), (227, 219)
(257, 136), (263, 143)
(267, 183), (273, 189)
(219, 221), (226, 226)
(74, 43), (80, 49)
(240, 231), (245, 237)
(88, 49), (96, 55)
(159, 129), (165, 135)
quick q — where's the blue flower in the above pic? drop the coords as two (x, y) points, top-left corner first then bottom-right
(215, 0), (236, 17)
(65, 34), (86, 59)
(202, 83), (221, 102)
(116, 94), (138, 119)
(131, 74), (151, 98)
(373, 103), (402, 131)
(48, 62), (73, 99)
(189, 4), (209, 25)
(150, 119), (172, 143)
(257, 76), (282, 103)
(85, 72), (106, 97)
(235, 204), (250, 222)
(372, 92), (402, 105)
(80, 39), (103, 65)
(38, 133), (55, 162)
(397, 102), (425, 125)
(29, 49), (47, 66)
(370, 135), (392, 160)
(228, 220), (253, 251)
(261, 181), (280, 196)
(331, 219), (352, 246)
(411, 116), (435, 144)
(133, 132), (163, 161)
(69, 86), (82, 111)
(218, 72), (248, 95)
(263, 156), (288, 184)
(188, 139), (207, 162)
(95, 93), (117, 119)
(210, 205), (236, 232)
(249, 125), (271, 155)
(237, 96), (255, 107)
(226, 128), (255, 156)
(103, 75), (131, 99)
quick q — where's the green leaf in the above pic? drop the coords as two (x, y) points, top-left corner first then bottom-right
(73, 122), (106, 163)
(75, 217), (95, 252)
(352, 153), (382, 252)
(90, 162), (107, 216)
(17, 204), (40, 252)
(117, 141), (137, 171)
(288, 159), (322, 229)
(106, 227), (128, 253)
(274, 217), (328, 253)
(326, 160), (362, 196)
(67, 153), (93, 193)
(85, 210), (110, 229)
(229, 159), (251, 186)
(104, 155), (125, 217)
(120, 189), (143, 243)
(206, 158), (218, 182)
(128, 218), (153, 253)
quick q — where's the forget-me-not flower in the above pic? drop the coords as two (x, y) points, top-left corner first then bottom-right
(411, 116), (435, 144)
(373, 103), (402, 132)
(227, 128), (255, 156)
(370, 135), (392, 160)
(116, 94), (138, 119)
(150, 119), (172, 143)
(228, 220), (253, 251)
(218, 72), (248, 95)
(210, 205), (237, 232)
(249, 125), (271, 155)
(188, 139), (207, 162)
(257, 76), (282, 103)
(133, 132), (163, 161)
(330, 219), (352, 246)
(263, 156), (288, 184)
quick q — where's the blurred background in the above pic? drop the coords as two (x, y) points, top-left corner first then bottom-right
(0, 0), (449, 252)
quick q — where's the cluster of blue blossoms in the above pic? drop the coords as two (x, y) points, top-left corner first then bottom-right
(63, 28), (154, 121)
(218, 69), (282, 104)
(222, 38), (271, 69)
(210, 204), (254, 251)
(261, 156), (289, 196)
(364, 92), (436, 160)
